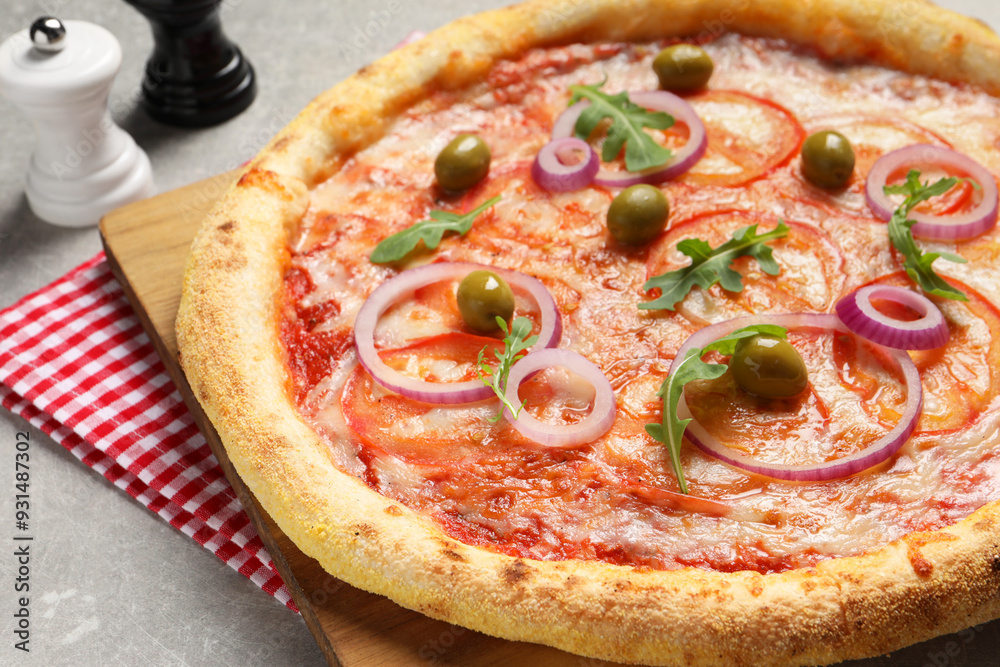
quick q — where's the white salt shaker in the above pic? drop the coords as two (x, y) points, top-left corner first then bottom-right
(0, 17), (153, 228)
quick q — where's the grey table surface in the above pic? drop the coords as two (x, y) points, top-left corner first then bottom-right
(1, 1), (999, 665)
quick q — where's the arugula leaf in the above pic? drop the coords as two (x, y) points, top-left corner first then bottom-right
(476, 316), (539, 422)
(370, 196), (501, 264)
(569, 83), (674, 172)
(645, 324), (788, 494)
(884, 170), (968, 301)
(640, 222), (789, 311)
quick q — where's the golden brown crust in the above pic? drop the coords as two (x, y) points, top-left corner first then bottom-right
(176, 1), (1000, 664)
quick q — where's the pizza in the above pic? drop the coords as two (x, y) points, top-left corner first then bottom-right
(175, 0), (1000, 665)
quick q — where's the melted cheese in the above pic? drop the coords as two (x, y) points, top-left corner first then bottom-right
(287, 35), (1000, 573)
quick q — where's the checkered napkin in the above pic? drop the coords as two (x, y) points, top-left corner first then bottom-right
(0, 254), (297, 611)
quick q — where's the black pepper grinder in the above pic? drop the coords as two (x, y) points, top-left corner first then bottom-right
(124, 0), (256, 127)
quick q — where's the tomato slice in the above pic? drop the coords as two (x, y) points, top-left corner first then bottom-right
(645, 211), (846, 325)
(837, 273), (1000, 435)
(343, 330), (599, 464)
(827, 116), (951, 182)
(878, 160), (982, 220)
(341, 333), (514, 464)
(683, 328), (909, 471)
(299, 178), (435, 255)
(959, 224), (1000, 265)
(787, 115), (953, 215)
(913, 178), (976, 217)
(461, 160), (613, 247)
(681, 91), (803, 187)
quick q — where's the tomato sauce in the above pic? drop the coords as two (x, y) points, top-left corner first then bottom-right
(281, 35), (1000, 573)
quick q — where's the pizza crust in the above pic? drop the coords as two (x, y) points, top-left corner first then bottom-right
(176, 1), (1000, 664)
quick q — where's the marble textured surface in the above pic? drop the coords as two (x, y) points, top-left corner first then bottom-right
(1, 1), (999, 665)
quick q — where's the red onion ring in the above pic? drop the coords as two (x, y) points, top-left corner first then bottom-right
(531, 137), (600, 192)
(865, 144), (999, 240)
(354, 262), (562, 404)
(503, 348), (616, 449)
(551, 90), (708, 187)
(835, 285), (949, 350)
(671, 314), (922, 482)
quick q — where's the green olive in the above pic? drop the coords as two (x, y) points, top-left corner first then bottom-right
(652, 44), (714, 91)
(457, 270), (515, 333)
(607, 184), (669, 245)
(800, 130), (855, 189)
(435, 134), (491, 191)
(730, 334), (809, 399)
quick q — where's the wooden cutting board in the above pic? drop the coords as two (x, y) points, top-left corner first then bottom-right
(98, 173), (997, 667)
(98, 172), (627, 667)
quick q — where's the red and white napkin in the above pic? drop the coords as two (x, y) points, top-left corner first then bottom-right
(0, 30), (437, 614)
(0, 254), (296, 611)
